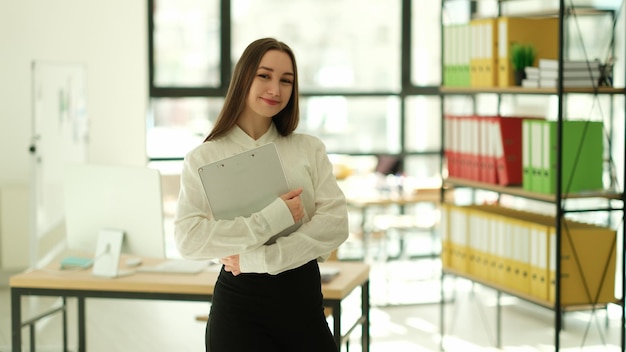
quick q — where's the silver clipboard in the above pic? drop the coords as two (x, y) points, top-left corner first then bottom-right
(198, 143), (301, 243)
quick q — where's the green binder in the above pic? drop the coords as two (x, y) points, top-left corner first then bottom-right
(529, 120), (544, 192)
(522, 119), (534, 191)
(540, 120), (603, 194)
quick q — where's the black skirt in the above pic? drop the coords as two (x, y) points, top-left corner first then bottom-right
(206, 260), (338, 352)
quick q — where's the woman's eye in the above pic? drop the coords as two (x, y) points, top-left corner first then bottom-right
(257, 74), (269, 79)
(281, 78), (293, 84)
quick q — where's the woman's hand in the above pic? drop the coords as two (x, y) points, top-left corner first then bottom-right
(220, 255), (241, 276)
(280, 188), (304, 223)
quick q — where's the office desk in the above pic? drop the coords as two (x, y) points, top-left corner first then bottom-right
(346, 185), (446, 214)
(11, 258), (370, 352)
(346, 189), (444, 261)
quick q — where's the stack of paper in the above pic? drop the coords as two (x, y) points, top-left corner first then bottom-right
(521, 66), (540, 88)
(537, 59), (602, 88)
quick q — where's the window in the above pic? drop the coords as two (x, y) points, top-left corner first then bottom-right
(405, 96), (441, 152)
(148, 0), (443, 176)
(411, 0), (442, 86)
(151, 0), (221, 87)
(299, 96), (401, 154)
(147, 97), (223, 159)
(232, 0), (401, 93)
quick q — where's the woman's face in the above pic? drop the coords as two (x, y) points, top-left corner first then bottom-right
(245, 50), (294, 119)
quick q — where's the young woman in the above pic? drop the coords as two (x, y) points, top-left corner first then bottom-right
(174, 37), (349, 352)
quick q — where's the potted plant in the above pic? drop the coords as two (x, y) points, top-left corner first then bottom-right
(510, 43), (536, 85)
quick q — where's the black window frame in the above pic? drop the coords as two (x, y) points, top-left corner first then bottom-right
(147, 0), (442, 164)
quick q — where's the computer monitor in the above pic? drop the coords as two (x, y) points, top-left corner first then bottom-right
(63, 163), (166, 258)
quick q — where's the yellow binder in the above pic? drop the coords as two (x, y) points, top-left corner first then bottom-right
(548, 219), (617, 305)
(497, 16), (559, 87)
(449, 205), (470, 273)
(494, 216), (530, 294)
(467, 207), (490, 280)
(528, 221), (550, 301)
(467, 211), (481, 277)
(469, 19), (482, 87)
(470, 18), (498, 87)
(509, 208), (616, 306)
(440, 203), (452, 269)
(482, 18), (498, 87)
(486, 214), (500, 283)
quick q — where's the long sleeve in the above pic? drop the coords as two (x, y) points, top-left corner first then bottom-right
(174, 141), (297, 260)
(174, 126), (349, 275)
(238, 135), (349, 275)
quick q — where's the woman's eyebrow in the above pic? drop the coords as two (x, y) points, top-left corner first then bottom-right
(258, 66), (294, 76)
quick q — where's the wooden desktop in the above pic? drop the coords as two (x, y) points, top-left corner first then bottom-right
(10, 256), (370, 352)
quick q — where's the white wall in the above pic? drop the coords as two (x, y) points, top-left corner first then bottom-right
(0, 0), (148, 271)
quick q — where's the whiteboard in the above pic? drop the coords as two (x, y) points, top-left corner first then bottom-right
(32, 62), (88, 242)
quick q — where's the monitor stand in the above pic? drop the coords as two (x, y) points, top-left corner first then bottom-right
(92, 228), (132, 278)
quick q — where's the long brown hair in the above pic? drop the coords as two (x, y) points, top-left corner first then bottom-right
(204, 38), (300, 142)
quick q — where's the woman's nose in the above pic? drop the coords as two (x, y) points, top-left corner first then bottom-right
(267, 80), (280, 96)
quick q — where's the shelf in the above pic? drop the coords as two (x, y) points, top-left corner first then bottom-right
(445, 177), (623, 202)
(440, 86), (625, 95)
(495, 7), (615, 18)
(443, 267), (616, 311)
(460, 1), (616, 17)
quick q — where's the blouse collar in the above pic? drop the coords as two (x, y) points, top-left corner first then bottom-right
(227, 123), (280, 148)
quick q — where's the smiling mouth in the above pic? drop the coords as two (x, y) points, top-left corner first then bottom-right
(262, 97), (281, 105)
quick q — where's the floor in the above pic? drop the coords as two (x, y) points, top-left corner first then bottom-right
(1, 255), (624, 352)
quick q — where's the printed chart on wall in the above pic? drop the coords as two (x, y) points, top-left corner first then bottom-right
(31, 61), (88, 260)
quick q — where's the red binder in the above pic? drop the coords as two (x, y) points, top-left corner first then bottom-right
(468, 115), (481, 181)
(481, 115), (498, 184)
(444, 114), (459, 178)
(460, 115), (481, 181)
(456, 115), (470, 179)
(494, 116), (524, 186)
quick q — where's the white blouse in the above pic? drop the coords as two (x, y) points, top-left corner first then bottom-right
(174, 124), (349, 275)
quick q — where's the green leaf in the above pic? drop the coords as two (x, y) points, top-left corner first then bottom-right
(510, 43), (536, 70)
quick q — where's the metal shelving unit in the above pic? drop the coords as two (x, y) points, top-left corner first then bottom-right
(438, 0), (626, 351)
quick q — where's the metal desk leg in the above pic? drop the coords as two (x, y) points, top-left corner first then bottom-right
(78, 297), (86, 351)
(361, 208), (368, 260)
(11, 288), (22, 352)
(62, 297), (68, 352)
(440, 273), (445, 352)
(333, 301), (342, 350)
(497, 291), (501, 349)
(362, 281), (370, 352)
(29, 324), (35, 352)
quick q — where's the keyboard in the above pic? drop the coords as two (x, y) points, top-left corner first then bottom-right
(137, 259), (212, 274)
